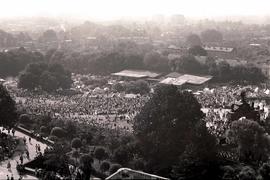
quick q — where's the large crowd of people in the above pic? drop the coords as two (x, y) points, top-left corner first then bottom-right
(8, 83), (149, 132)
(5, 77), (270, 139)
(196, 85), (270, 137)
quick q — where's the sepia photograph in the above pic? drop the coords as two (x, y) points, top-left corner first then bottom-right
(1, 0), (270, 179)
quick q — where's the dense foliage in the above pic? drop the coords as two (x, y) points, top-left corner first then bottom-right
(0, 84), (17, 127)
(112, 80), (150, 94)
(188, 45), (207, 56)
(185, 34), (202, 47)
(201, 29), (223, 43)
(0, 47), (44, 77)
(134, 85), (215, 175)
(18, 62), (73, 92)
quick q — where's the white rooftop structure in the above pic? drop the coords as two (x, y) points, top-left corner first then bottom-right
(160, 77), (187, 86)
(160, 74), (212, 86)
(178, 74), (212, 85)
(203, 46), (234, 53)
(106, 168), (169, 180)
(112, 70), (161, 78)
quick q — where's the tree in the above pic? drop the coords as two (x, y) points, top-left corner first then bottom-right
(72, 150), (80, 165)
(186, 34), (202, 47)
(40, 126), (47, 134)
(205, 56), (217, 75)
(227, 119), (270, 164)
(79, 154), (94, 180)
(109, 164), (122, 174)
(143, 51), (169, 72)
(0, 29), (16, 47)
(123, 54), (144, 69)
(134, 85), (204, 170)
(65, 120), (77, 139)
(245, 64), (266, 83)
(172, 121), (219, 180)
(39, 29), (58, 43)
(71, 138), (82, 150)
(79, 131), (93, 145)
(50, 127), (66, 139)
(112, 83), (125, 92)
(0, 84), (17, 127)
(0, 48), (44, 78)
(18, 62), (72, 92)
(18, 72), (39, 90)
(238, 166), (256, 180)
(49, 63), (73, 89)
(188, 45), (207, 56)
(43, 142), (70, 176)
(100, 161), (111, 172)
(80, 154), (94, 165)
(216, 61), (231, 81)
(131, 158), (145, 171)
(176, 54), (205, 74)
(113, 145), (132, 166)
(201, 29), (223, 43)
(39, 71), (58, 92)
(258, 162), (270, 180)
(94, 147), (108, 163)
(19, 114), (32, 125)
(221, 165), (238, 180)
(125, 80), (150, 94)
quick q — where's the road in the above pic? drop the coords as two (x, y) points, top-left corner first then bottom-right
(0, 128), (47, 180)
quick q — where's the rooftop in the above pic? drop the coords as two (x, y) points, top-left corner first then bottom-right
(160, 74), (212, 86)
(106, 168), (169, 180)
(179, 74), (213, 85)
(160, 77), (187, 86)
(203, 46), (234, 53)
(112, 70), (161, 78)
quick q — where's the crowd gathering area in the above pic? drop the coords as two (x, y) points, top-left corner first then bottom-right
(8, 78), (150, 133)
(3, 72), (270, 179)
(4, 73), (270, 137)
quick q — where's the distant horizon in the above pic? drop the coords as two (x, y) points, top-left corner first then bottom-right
(1, 0), (270, 21)
(1, 14), (270, 24)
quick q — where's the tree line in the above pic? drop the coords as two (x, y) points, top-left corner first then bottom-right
(0, 47), (44, 77)
(0, 47), (266, 90)
(18, 62), (73, 92)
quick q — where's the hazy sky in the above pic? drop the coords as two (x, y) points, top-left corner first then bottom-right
(2, 0), (270, 20)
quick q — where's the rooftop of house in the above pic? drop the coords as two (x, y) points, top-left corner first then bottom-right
(203, 46), (234, 53)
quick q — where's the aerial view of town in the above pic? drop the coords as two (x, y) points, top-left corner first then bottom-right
(1, 0), (270, 179)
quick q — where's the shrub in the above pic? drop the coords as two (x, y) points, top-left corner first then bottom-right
(109, 164), (122, 174)
(50, 127), (66, 138)
(71, 138), (82, 149)
(100, 161), (111, 172)
(94, 147), (108, 163)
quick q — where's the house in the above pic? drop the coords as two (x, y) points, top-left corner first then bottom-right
(203, 46), (237, 59)
(215, 59), (247, 67)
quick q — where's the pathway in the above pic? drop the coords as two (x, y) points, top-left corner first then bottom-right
(0, 128), (47, 180)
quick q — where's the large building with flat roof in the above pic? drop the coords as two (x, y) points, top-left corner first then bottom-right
(160, 74), (212, 86)
(112, 70), (161, 79)
(203, 46), (237, 59)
